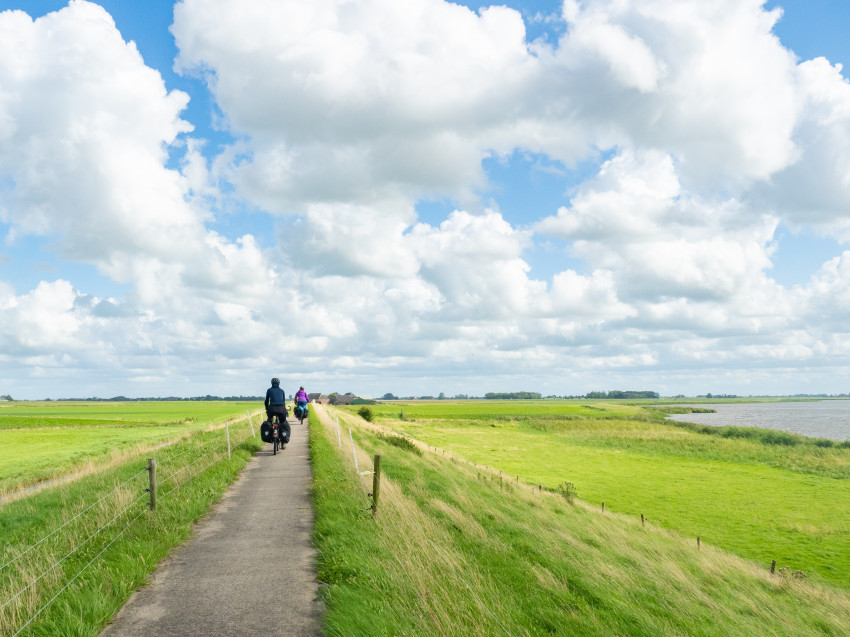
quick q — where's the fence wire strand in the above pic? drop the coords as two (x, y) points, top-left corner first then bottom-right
(0, 466), (148, 575)
(159, 447), (220, 484)
(166, 419), (252, 459)
(1, 492), (148, 613)
(158, 454), (219, 501)
(11, 506), (147, 637)
(158, 423), (255, 489)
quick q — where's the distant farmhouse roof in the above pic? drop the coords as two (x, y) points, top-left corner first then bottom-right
(329, 392), (358, 405)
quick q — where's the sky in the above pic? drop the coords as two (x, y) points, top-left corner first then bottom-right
(2, 0), (850, 400)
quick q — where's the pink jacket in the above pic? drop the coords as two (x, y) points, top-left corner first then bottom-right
(295, 390), (309, 402)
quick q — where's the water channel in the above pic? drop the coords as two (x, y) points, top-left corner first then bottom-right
(665, 400), (850, 441)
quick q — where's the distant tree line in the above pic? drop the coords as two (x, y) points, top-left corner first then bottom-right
(585, 390), (660, 399)
(484, 392), (542, 400)
(381, 393), (474, 400)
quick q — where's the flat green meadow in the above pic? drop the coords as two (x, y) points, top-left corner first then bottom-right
(0, 401), (257, 498)
(342, 400), (850, 590)
(0, 400), (253, 425)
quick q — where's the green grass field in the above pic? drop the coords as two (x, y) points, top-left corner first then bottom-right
(313, 404), (850, 636)
(341, 400), (850, 590)
(0, 401), (259, 497)
(0, 400), (257, 425)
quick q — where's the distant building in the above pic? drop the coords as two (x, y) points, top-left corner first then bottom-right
(329, 392), (358, 405)
(309, 393), (330, 404)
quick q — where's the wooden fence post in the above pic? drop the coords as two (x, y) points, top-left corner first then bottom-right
(697, 536), (701, 550)
(371, 455), (382, 515)
(602, 502), (605, 512)
(770, 560), (776, 574)
(641, 513), (645, 527)
(147, 458), (157, 511)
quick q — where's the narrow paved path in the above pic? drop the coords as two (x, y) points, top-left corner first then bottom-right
(100, 419), (322, 636)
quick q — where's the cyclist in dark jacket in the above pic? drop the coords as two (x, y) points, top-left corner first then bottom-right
(265, 378), (290, 445)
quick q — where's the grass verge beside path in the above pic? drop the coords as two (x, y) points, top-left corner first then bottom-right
(0, 418), (262, 636)
(311, 405), (850, 636)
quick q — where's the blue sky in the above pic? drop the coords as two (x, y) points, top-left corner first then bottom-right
(2, 0), (850, 399)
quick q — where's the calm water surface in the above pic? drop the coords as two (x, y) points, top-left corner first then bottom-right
(665, 400), (850, 441)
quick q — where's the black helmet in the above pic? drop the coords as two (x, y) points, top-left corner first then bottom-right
(271, 378), (280, 387)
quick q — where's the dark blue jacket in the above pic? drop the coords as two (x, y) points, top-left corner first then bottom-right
(265, 386), (285, 408)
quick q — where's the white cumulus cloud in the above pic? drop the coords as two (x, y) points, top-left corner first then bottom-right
(4, 0), (850, 398)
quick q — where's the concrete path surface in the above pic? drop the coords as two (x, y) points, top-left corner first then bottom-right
(100, 420), (322, 636)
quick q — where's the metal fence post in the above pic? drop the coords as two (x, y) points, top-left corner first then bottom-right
(226, 421), (232, 459)
(336, 414), (342, 446)
(349, 429), (360, 473)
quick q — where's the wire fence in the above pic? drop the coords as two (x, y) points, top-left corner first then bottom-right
(0, 414), (260, 636)
(11, 506), (149, 637)
(0, 466), (148, 577)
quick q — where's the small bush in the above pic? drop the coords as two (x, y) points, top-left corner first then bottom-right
(357, 406), (374, 422)
(759, 430), (799, 446)
(377, 433), (423, 456)
(556, 481), (577, 505)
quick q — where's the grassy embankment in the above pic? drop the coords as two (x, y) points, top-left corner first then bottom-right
(0, 402), (263, 636)
(336, 400), (850, 590)
(311, 404), (850, 636)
